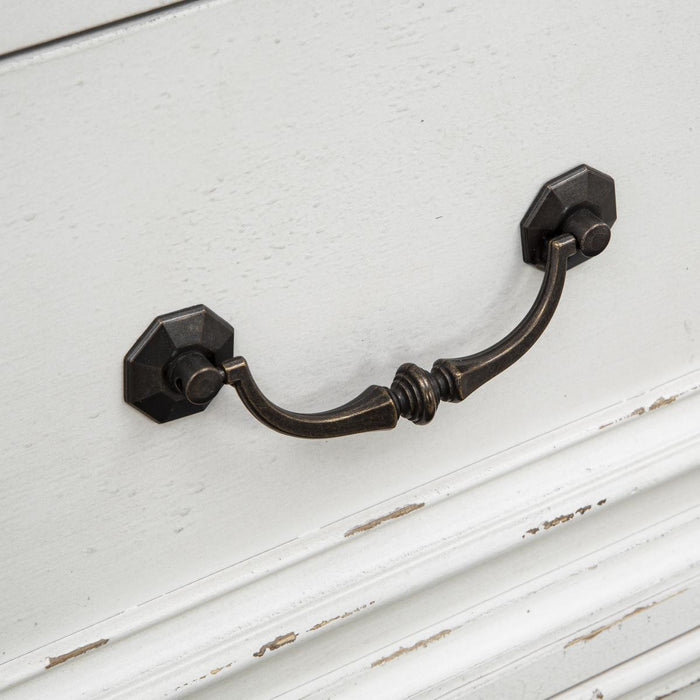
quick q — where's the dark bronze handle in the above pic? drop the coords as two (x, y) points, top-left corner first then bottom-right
(124, 164), (616, 438)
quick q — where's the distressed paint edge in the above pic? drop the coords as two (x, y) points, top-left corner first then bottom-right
(563, 589), (687, 649)
(45, 639), (109, 669)
(344, 503), (424, 537)
(551, 626), (700, 700)
(1, 370), (699, 697)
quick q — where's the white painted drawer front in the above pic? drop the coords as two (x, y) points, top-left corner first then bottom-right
(0, 1), (699, 697)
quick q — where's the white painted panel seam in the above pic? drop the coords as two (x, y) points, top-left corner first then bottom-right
(0, 0), (228, 72)
(0, 0), (185, 57)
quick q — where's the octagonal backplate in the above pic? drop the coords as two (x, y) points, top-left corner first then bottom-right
(124, 305), (234, 423)
(520, 164), (616, 269)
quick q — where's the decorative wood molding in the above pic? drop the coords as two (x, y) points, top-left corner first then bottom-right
(551, 627), (700, 700)
(2, 369), (699, 699)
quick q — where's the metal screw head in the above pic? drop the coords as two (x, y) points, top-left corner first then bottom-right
(520, 164), (616, 269)
(124, 305), (233, 423)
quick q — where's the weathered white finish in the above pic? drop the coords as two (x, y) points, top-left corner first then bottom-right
(0, 0), (179, 55)
(1, 373), (698, 698)
(552, 627), (700, 700)
(0, 0), (699, 696)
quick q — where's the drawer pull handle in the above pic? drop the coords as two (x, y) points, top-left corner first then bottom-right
(124, 164), (615, 438)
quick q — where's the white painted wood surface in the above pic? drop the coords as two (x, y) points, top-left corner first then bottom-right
(0, 0), (179, 55)
(552, 628), (700, 700)
(2, 373), (699, 698)
(0, 1), (699, 696)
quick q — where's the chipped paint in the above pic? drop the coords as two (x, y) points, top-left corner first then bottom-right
(209, 663), (232, 675)
(655, 677), (700, 699)
(253, 632), (297, 658)
(371, 629), (451, 667)
(308, 602), (375, 632)
(523, 500), (607, 538)
(344, 503), (424, 537)
(599, 406), (645, 430)
(649, 395), (678, 411)
(599, 391), (685, 430)
(176, 662), (234, 690)
(543, 513), (574, 529)
(46, 639), (108, 669)
(565, 590), (686, 648)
